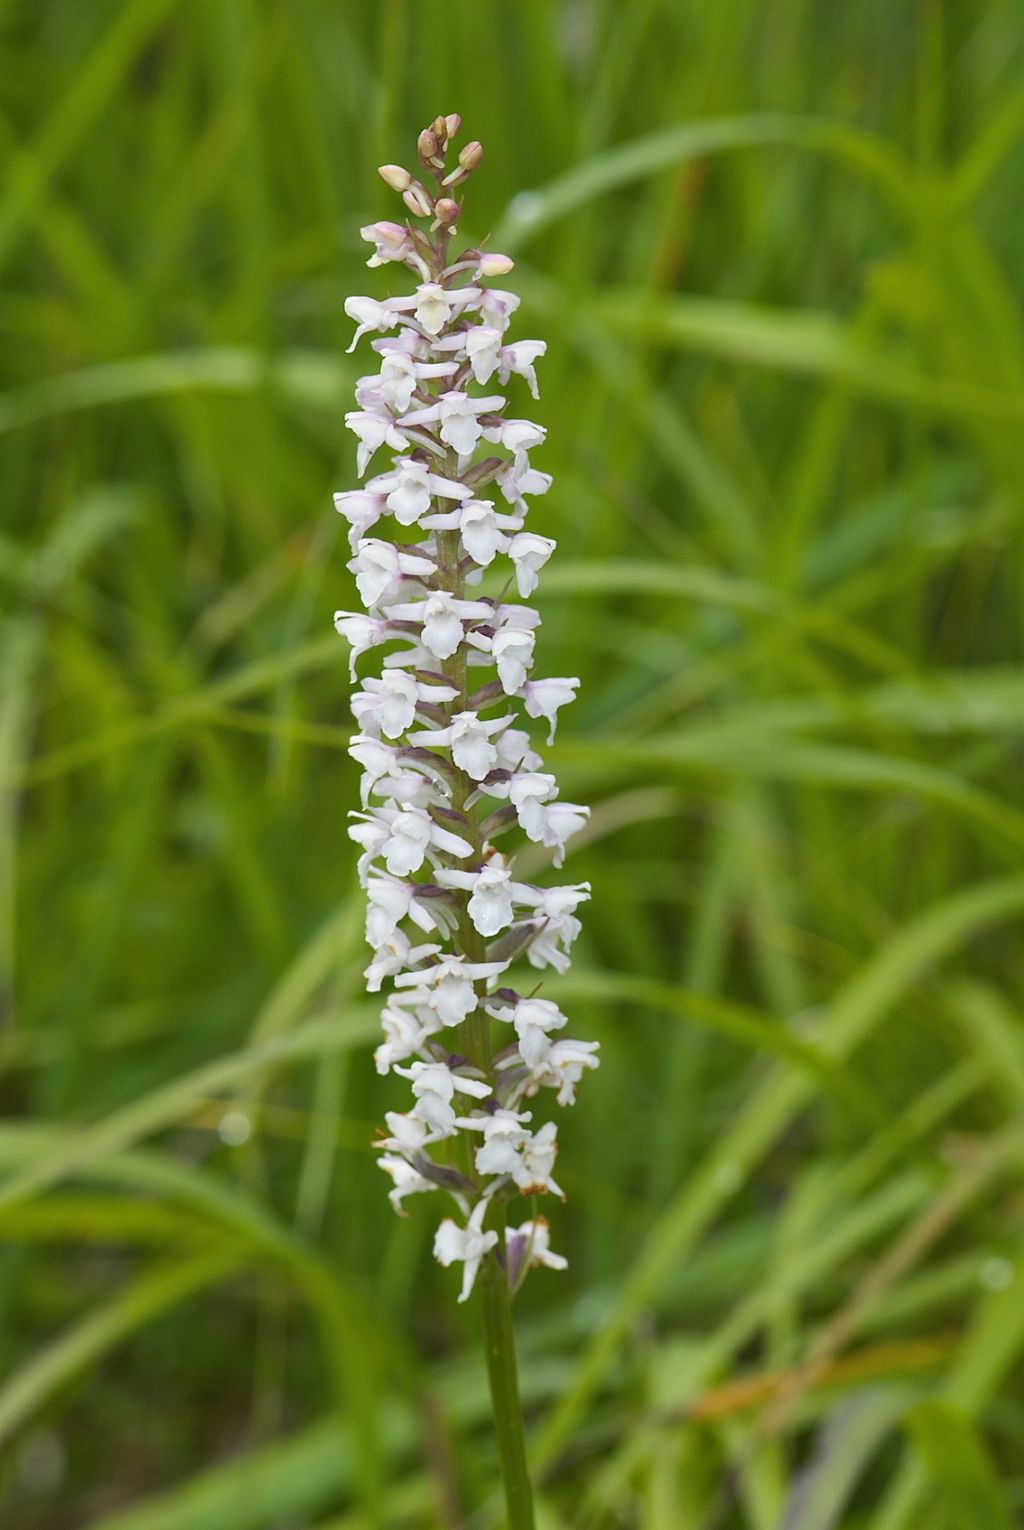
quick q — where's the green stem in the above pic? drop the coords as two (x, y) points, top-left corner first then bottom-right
(478, 1201), (537, 1530)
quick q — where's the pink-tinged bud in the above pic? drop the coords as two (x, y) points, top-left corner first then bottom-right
(434, 198), (460, 226)
(360, 220), (411, 267)
(418, 128), (440, 163)
(430, 114), (449, 143)
(361, 219), (407, 248)
(477, 252), (515, 277)
(402, 181), (433, 219)
(378, 163), (412, 192)
(459, 140), (483, 171)
(444, 113), (461, 140)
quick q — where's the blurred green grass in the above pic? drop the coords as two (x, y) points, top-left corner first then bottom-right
(2, 1), (1024, 1525)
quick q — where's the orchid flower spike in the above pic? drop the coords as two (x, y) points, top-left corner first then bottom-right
(336, 116), (597, 1308)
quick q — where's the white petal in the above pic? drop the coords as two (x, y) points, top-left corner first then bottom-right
(422, 609), (463, 659)
(452, 732), (497, 780)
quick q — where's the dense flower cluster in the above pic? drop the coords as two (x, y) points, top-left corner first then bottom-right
(334, 116), (598, 1303)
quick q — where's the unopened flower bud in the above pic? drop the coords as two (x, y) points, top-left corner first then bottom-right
(418, 128), (440, 164)
(477, 252), (515, 277)
(431, 114), (449, 144)
(459, 140), (483, 172)
(378, 163), (412, 192)
(402, 181), (433, 219)
(444, 113), (461, 140)
(434, 198), (460, 226)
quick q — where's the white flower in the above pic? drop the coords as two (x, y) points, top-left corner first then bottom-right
(527, 1037), (601, 1105)
(453, 331), (545, 397)
(437, 862), (519, 938)
(489, 994), (568, 1068)
(457, 1110), (563, 1195)
(542, 800), (590, 866)
(416, 592), (472, 660)
(434, 1200), (499, 1302)
(333, 611), (388, 678)
(486, 417), (546, 468)
(465, 325), (504, 384)
(348, 735), (415, 805)
(371, 351), (418, 413)
(514, 999), (569, 1067)
(522, 677), (579, 743)
(348, 538), (434, 608)
(507, 531), (555, 598)
(378, 1154), (436, 1214)
(478, 288), (520, 331)
(364, 929), (441, 992)
(365, 874), (438, 946)
(398, 1059), (491, 1135)
(498, 340), (546, 399)
(403, 391), (506, 459)
(373, 352), (458, 415)
(447, 714), (515, 782)
(421, 499), (523, 567)
(516, 881), (590, 973)
(469, 1108), (533, 1176)
(514, 1122), (563, 1197)
(409, 711), (513, 781)
(379, 1109), (430, 1154)
(506, 1217), (568, 1274)
(344, 408), (408, 475)
(348, 812), (390, 884)
(333, 489), (384, 546)
(464, 500), (524, 564)
(497, 456), (552, 511)
(414, 281), (452, 335)
(491, 627), (535, 694)
(367, 457), (470, 525)
(393, 956), (508, 1026)
(507, 772), (557, 839)
(385, 591), (491, 660)
(377, 352), (421, 414)
(351, 671), (456, 740)
(374, 1000), (438, 1074)
(367, 766), (436, 806)
(492, 780), (589, 865)
(344, 293), (414, 351)
(381, 803), (472, 876)
(347, 735), (395, 803)
(464, 866), (517, 939)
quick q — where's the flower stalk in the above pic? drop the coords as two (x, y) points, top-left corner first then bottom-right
(478, 1206), (536, 1530)
(334, 112), (598, 1527)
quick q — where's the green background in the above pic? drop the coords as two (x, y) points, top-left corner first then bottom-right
(3, 1), (1024, 1525)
